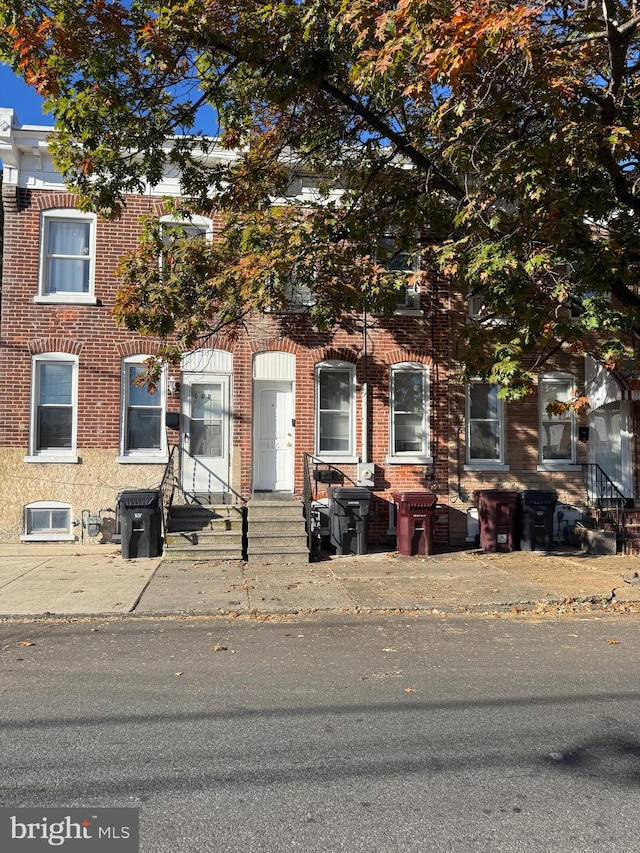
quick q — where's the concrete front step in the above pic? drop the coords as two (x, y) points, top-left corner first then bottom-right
(247, 508), (306, 522)
(168, 505), (244, 528)
(162, 544), (245, 561)
(247, 522), (306, 537)
(167, 519), (243, 533)
(246, 498), (309, 562)
(165, 530), (243, 548)
(165, 503), (246, 560)
(246, 552), (310, 563)
(249, 531), (307, 552)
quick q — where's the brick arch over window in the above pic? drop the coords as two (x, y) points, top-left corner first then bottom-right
(381, 348), (432, 367)
(309, 346), (359, 364)
(28, 338), (83, 356)
(248, 337), (304, 356)
(32, 193), (83, 211)
(116, 340), (164, 358)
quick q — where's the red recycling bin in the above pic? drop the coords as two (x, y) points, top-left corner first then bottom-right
(476, 489), (518, 552)
(393, 492), (438, 556)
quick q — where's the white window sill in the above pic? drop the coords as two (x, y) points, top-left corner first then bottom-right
(313, 455), (358, 465)
(393, 308), (423, 317)
(21, 533), (76, 542)
(116, 454), (169, 465)
(24, 454), (80, 464)
(34, 294), (98, 305)
(385, 456), (432, 465)
(464, 463), (510, 472)
(536, 463), (580, 472)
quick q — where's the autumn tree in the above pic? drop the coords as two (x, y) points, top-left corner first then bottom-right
(2, 0), (640, 396)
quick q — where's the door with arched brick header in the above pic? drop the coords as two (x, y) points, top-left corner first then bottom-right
(180, 350), (233, 502)
(252, 352), (296, 492)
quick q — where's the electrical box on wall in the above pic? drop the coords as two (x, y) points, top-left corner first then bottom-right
(357, 463), (375, 487)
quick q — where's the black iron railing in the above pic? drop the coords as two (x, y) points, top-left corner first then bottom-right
(302, 454), (358, 551)
(583, 462), (630, 550)
(302, 454), (314, 551)
(160, 444), (178, 545)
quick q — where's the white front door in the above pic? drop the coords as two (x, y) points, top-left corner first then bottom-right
(253, 381), (294, 491)
(587, 400), (632, 496)
(180, 374), (231, 500)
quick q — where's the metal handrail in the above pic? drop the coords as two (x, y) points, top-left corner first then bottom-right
(583, 462), (629, 551)
(302, 454), (359, 551)
(159, 444), (178, 545)
(302, 453), (314, 551)
(181, 451), (246, 505)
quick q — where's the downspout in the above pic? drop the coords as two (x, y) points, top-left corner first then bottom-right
(361, 309), (368, 465)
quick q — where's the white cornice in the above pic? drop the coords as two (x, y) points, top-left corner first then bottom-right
(0, 106), (238, 194)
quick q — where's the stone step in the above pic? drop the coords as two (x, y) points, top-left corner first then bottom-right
(162, 543), (245, 561)
(247, 521), (306, 537)
(247, 551), (309, 563)
(170, 504), (244, 520)
(248, 531), (308, 546)
(246, 544), (310, 562)
(247, 500), (304, 521)
(165, 530), (243, 548)
(167, 517), (243, 533)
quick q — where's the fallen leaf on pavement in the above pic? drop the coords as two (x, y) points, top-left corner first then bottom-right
(606, 639), (620, 645)
(211, 644), (228, 652)
(18, 641), (35, 647)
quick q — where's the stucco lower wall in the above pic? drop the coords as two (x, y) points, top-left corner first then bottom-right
(0, 448), (168, 543)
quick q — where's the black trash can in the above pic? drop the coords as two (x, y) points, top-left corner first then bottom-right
(520, 491), (557, 551)
(477, 489), (519, 552)
(327, 487), (373, 555)
(117, 489), (162, 559)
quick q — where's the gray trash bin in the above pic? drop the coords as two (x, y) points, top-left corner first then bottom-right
(328, 487), (372, 555)
(520, 490), (557, 551)
(117, 489), (162, 559)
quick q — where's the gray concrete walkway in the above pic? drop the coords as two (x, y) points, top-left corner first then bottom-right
(1, 543), (640, 619)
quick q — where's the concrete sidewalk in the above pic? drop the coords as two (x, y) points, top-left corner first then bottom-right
(1, 543), (640, 619)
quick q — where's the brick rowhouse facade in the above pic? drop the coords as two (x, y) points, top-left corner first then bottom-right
(0, 109), (452, 548)
(2, 107), (638, 553)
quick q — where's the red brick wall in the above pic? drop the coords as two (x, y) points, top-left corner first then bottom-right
(1, 188), (452, 546)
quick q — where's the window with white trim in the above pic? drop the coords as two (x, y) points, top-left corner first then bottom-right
(282, 267), (316, 310)
(27, 354), (78, 462)
(118, 356), (167, 461)
(315, 361), (356, 457)
(378, 236), (421, 311)
(539, 373), (576, 464)
(466, 381), (506, 466)
(389, 363), (430, 460)
(22, 501), (74, 542)
(159, 216), (212, 276)
(161, 218), (210, 245)
(38, 209), (96, 302)
(468, 290), (486, 319)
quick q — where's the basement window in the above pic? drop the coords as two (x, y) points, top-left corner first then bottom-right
(21, 501), (75, 542)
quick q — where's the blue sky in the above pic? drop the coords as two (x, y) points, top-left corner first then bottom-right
(1, 64), (55, 126)
(0, 63), (218, 134)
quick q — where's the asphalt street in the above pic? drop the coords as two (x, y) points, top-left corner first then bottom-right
(2, 613), (640, 852)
